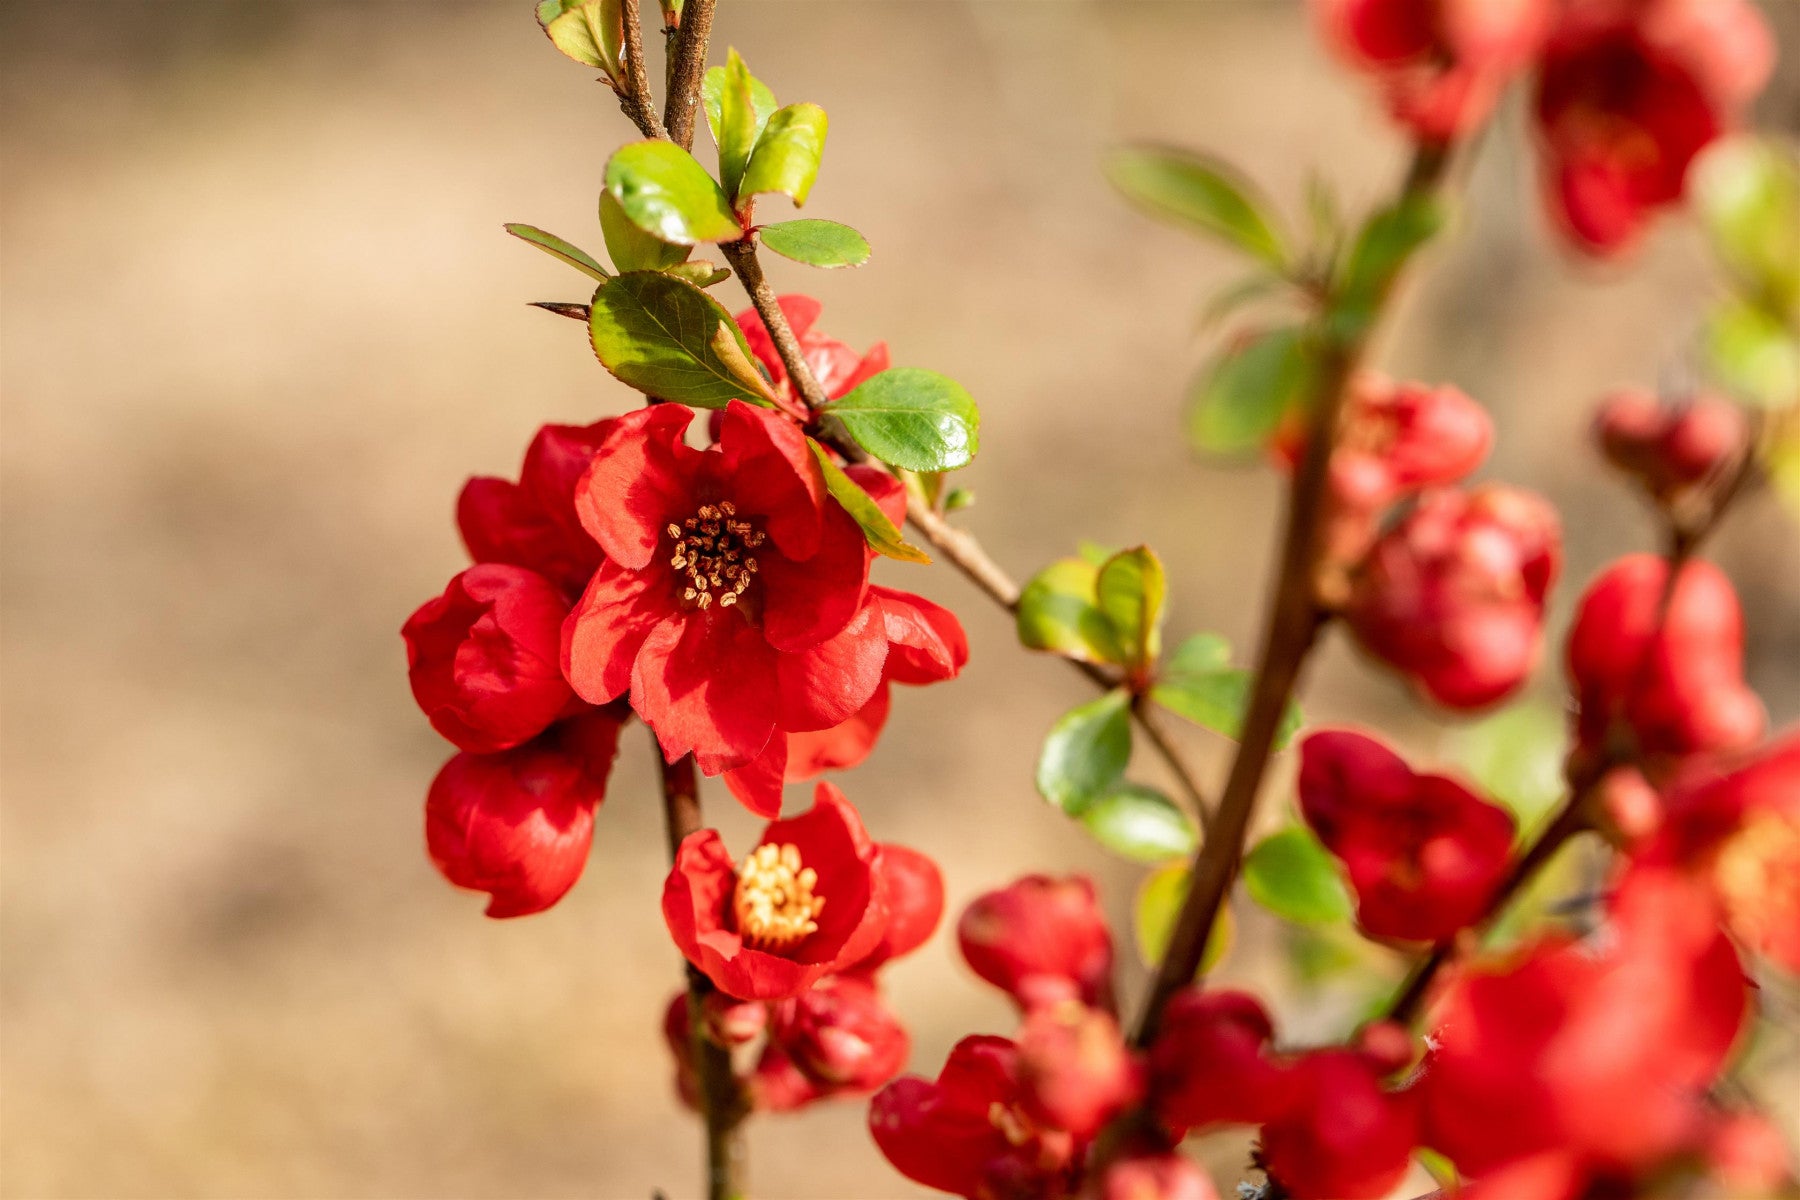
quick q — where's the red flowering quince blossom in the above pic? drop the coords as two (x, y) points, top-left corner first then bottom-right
(1534, 0), (1774, 255)
(1257, 1047), (1420, 1200)
(869, 1034), (1080, 1200)
(458, 418), (615, 596)
(1567, 553), (1764, 764)
(1314, 0), (1548, 142)
(957, 874), (1116, 1012)
(1298, 729), (1517, 942)
(736, 294), (889, 416)
(1013, 1001), (1144, 1141)
(563, 400), (885, 779)
(425, 709), (625, 917)
(663, 782), (888, 1000)
(1148, 988), (1295, 1135)
(1347, 483), (1561, 708)
(1594, 388), (1749, 505)
(768, 972), (911, 1092)
(1421, 867), (1753, 1195)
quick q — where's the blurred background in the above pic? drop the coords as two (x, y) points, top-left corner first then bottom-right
(3, 2), (1799, 1197)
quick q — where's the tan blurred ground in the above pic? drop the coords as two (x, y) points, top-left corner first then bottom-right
(3, 2), (1799, 1197)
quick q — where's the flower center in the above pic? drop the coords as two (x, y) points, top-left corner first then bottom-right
(734, 842), (825, 949)
(666, 501), (765, 611)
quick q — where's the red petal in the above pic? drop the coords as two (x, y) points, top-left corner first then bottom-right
(786, 685), (891, 779)
(718, 399), (827, 562)
(845, 463), (907, 528)
(632, 610), (780, 765)
(775, 597), (887, 732)
(562, 559), (670, 704)
(874, 586), (969, 685)
(722, 732), (789, 819)
(759, 502), (871, 652)
(576, 405), (700, 570)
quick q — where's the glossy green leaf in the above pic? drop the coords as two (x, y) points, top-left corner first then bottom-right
(605, 141), (743, 246)
(1106, 145), (1287, 269)
(1134, 864), (1232, 973)
(701, 48), (777, 199)
(822, 368), (980, 472)
(739, 103), (828, 207)
(1243, 827), (1353, 925)
(1187, 327), (1317, 457)
(1095, 546), (1166, 670)
(588, 271), (777, 408)
(1694, 136), (1800, 319)
(664, 260), (731, 288)
(1015, 557), (1125, 665)
(1448, 703), (1567, 837)
(1333, 194), (1443, 338)
(759, 219), (871, 268)
(1707, 298), (1800, 409)
(504, 223), (609, 282)
(599, 190), (691, 273)
(1080, 784), (1197, 862)
(539, 0), (621, 75)
(1036, 688), (1132, 813)
(807, 441), (931, 564)
(1167, 632), (1231, 675)
(1151, 667), (1303, 749)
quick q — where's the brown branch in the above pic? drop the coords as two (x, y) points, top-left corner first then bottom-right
(616, 0), (669, 140)
(658, 752), (748, 1200)
(1128, 141), (1458, 1049)
(663, 0), (716, 150)
(718, 238), (831, 411)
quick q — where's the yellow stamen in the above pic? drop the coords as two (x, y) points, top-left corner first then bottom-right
(734, 842), (825, 949)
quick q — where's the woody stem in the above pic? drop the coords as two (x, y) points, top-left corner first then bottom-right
(658, 752), (749, 1200)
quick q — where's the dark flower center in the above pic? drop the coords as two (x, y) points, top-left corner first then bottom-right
(666, 500), (765, 610)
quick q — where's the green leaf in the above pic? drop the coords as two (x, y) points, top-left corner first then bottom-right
(599, 189), (691, 273)
(1694, 136), (1800, 320)
(504, 223), (609, 282)
(1447, 703), (1568, 837)
(1187, 327), (1317, 457)
(1079, 784), (1197, 862)
(739, 103), (828, 207)
(605, 141), (743, 246)
(1036, 688), (1132, 813)
(701, 48), (777, 200)
(1707, 298), (1800, 409)
(1134, 864), (1233, 973)
(663, 260), (732, 288)
(1242, 827), (1353, 925)
(540, 0), (622, 75)
(822, 368), (980, 472)
(759, 219), (872, 269)
(1333, 194), (1443, 338)
(1106, 145), (1288, 269)
(807, 440), (931, 564)
(1015, 557), (1125, 665)
(1151, 667), (1303, 749)
(588, 271), (778, 408)
(1167, 632), (1231, 675)
(1095, 546), (1166, 670)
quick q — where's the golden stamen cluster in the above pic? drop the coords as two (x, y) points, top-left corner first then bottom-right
(733, 841), (825, 949)
(667, 500), (766, 610)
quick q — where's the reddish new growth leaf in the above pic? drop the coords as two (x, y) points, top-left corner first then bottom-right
(1298, 729), (1516, 943)
(1534, 0), (1773, 255)
(1347, 484), (1561, 709)
(1313, 0), (1549, 142)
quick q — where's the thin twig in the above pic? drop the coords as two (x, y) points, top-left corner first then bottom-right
(658, 752), (748, 1200)
(718, 238), (831, 411)
(663, 0), (717, 150)
(616, 0), (670, 140)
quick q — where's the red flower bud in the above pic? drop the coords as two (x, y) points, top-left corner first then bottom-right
(958, 875), (1115, 1013)
(663, 783), (889, 1000)
(1595, 389), (1748, 502)
(1347, 485), (1560, 708)
(1087, 1153), (1218, 1200)
(869, 1034), (1079, 1200)
(1149, 989), (1292, 1134)
(404, 564), (575, 754)
(424, 711), (623, 917)
(746, 1041), (826, 1113)
(1298, 729), (1516, 942)
(1015, 1003), (1144, 1141)
(1567, 554), (1764, 760)
(1258, 1049), (1418, 1200)
(699, 991), (769, 1047)
(852, 843), (946, 973)
(773, 973), (910, 1092)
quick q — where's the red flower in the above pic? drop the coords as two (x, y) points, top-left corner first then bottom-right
(1149, 989), (1294, 1134)
(424, 709), (625, 917)
(769, 973), (911, 1092)
(1090, 1153), (1219, 1200)
(1314, 0), (1548, 141)
(958, 874), (1116, 1013)
(1594, 388), (1749, 504)
(1347, 484), (1561, 708)
(1015, 1002), (1144, 1141)
(458, 419), (614, 596)
(869, 1034), (1079, 1200)
(563, 401), (885, 775)
(662, 783), (889, 1000)
(403, 564), (575, 754)
(1298, 729), (1516, 942)
(1258, 1048), (1419, 1200)
(1566, 554), (1764, 763)
(737, 295), (889, 416)
(1534, 0), (1773, 255)
(1420, 867), (1751, 1186)
(852, 842), (947, 973)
